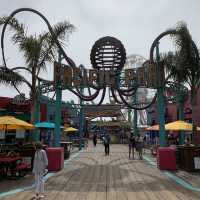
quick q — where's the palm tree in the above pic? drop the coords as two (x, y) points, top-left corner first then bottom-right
(0, 66), (23, 86)
(166, 22), (200, 143)
(0, 16), (75, 138)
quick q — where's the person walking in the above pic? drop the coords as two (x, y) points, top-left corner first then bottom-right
(136, 135), (144, 159)
(93, 133), (97, 147)
(128, 134), (136, 159)
(103, 134), (111, 156)
(33, 142), (48, 199)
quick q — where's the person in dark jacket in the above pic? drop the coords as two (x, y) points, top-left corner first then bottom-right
(103, 134), (111, 156)
(93, 133), (97, 146)
(129, 134), (136, 159)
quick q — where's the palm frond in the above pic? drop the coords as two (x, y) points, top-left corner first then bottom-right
(173, 22), (199, 70)
(18, 35), (41, 68)
(161, 51), (188, 83)
(38, 21), (75, 65)
(0, 16), (26, 42)
(0, 66), (23, 86)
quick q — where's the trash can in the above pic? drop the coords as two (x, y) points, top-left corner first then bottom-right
(157, 147), (177, 170)
(46, 147), (64, 171)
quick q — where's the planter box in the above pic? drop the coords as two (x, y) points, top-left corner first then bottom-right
(46, 147), (64, 171)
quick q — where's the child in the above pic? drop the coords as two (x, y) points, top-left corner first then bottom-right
(33, 142), (48, 199)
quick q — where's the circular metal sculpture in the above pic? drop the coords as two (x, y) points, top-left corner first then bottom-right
(90, 36), (126, 71)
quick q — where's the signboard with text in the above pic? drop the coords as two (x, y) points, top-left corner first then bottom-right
(54, 62), (159, 89)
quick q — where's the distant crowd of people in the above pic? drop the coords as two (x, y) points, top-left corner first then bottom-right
(128, 135), (145, 160)
(92, 132), (145, 159)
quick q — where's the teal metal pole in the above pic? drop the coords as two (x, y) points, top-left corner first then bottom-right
(156, 43), (166, 147)
(133, 95), (138, 136)
(79, 91), (84, 150)
(33, 81), (40, 141)
(177, 91), (185, 144)
(79, 104), (84, 150)
(54, 50), (62, 147)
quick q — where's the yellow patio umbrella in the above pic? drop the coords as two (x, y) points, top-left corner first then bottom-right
(0, 116), (35, 130)
(165, 120), (200, 131)
(146, 120), (200, 131)
(64, 127), (78, 132)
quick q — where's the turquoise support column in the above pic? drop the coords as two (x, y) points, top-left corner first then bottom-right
(54, 50), (62, 147)
(78, 86), (85, 150)
(178, 91), (185, 144)
(133, 109), (138, 136)
(79, 103), (84, 150)
(33, 81), (40, 142)
(133, 95), (138, 136)
(33, 96), (40, 141)
(156, 43), (166, 147)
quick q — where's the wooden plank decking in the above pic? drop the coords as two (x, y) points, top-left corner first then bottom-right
(1, 142), (200, 200)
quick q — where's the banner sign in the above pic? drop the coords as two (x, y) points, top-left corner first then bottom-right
(54, 62), (159, 88)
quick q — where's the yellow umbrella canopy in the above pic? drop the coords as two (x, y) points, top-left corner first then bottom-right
(146, 120), (200, 131)
(165, 120), (200, 131)
(64, 127), (78, 132)
(0, 116), (35, 130)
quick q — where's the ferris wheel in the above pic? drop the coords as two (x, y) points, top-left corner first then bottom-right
(122, 54), (149, 126)
(125, 54), (146, 69)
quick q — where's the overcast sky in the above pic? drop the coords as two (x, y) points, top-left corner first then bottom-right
(0, 0), (200, 103)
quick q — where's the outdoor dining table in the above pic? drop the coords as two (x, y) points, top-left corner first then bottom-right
(0, 156), (22, 177)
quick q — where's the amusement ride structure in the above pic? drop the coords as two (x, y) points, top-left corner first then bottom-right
(1, 8), (199, 147)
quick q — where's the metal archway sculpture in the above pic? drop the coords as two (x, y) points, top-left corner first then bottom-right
(0, 8), (158, 111)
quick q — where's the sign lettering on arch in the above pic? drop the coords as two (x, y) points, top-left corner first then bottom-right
(54, 62), (158, 88)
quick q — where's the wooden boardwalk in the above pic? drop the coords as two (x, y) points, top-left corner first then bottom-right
(1, 142), (200, 200)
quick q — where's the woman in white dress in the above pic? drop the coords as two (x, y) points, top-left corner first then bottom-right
(33, 142), (48, 199)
